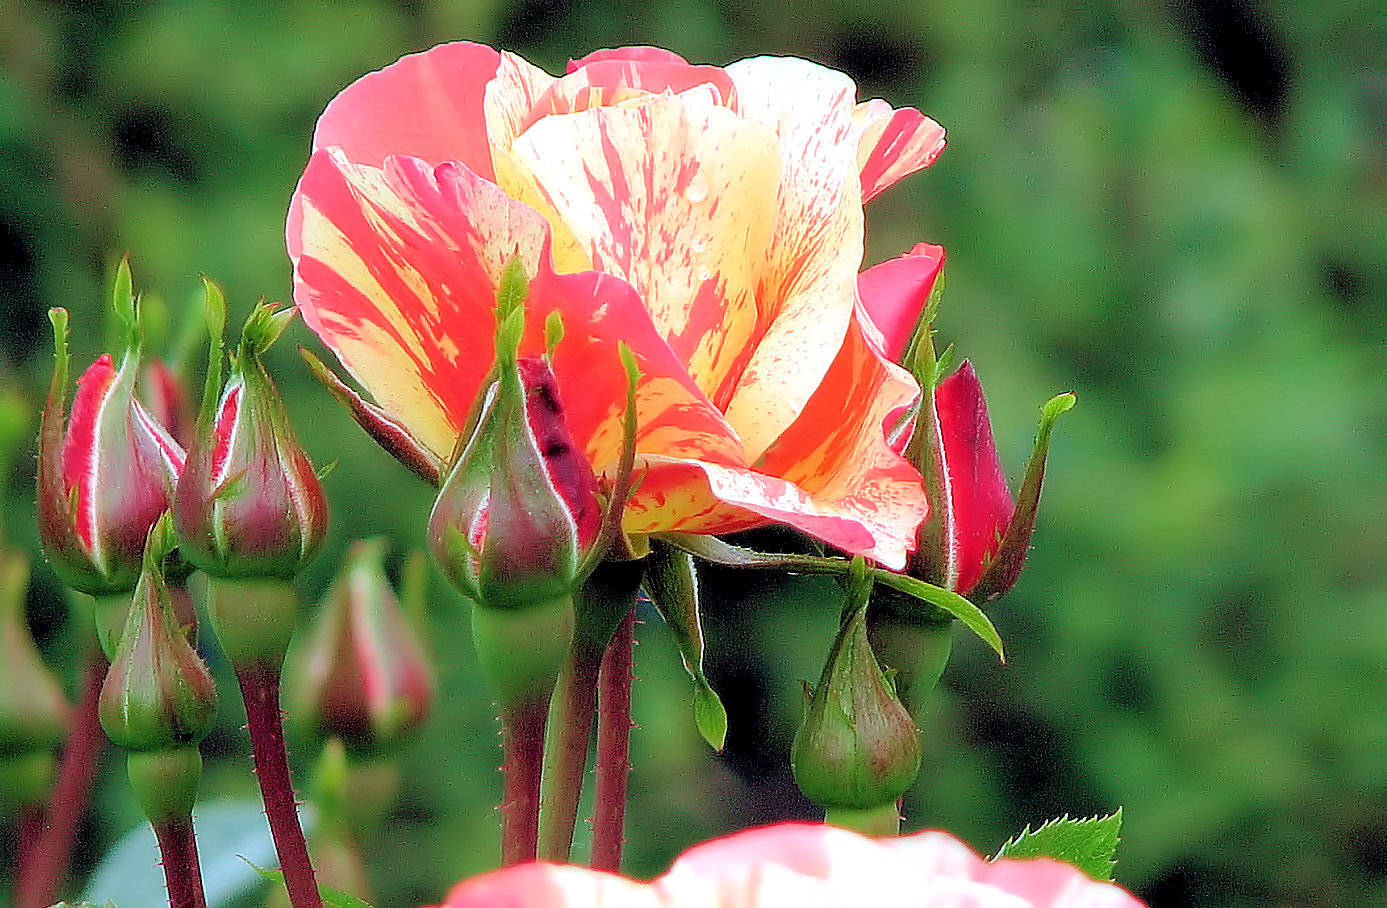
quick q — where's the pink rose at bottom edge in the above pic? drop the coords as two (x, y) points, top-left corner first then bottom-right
(434, 822), (1148, 908)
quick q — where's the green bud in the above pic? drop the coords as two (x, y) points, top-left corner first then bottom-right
(98, 517), (217, 752)
(792, 560), (921, 811)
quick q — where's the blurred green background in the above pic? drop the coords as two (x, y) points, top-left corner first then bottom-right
(2, 0), (1384, 905)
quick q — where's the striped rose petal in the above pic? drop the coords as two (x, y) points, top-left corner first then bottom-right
(756, 307), (928, 570)
(313, 40), (501, 180)
(289, 150), (552, 458)
(854, 100), (947, 203)
(721, 56), (867, 461)
(511, 91), (780, 412)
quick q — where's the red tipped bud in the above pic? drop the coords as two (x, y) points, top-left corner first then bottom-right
(39, 276), (185, 595)
(288, 539), (434, 754)
(175, 298), (327, 579)
(428, 356), (600, 611)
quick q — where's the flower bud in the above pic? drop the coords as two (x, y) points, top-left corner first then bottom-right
(175, 296), (327, 580)
(287, 538), (434, 754)
(99, 516), (218, 753)
(429, 356), (600, 611)
(792, 561), (921, 812)
(0, 548), (71, 758)
(38, 265), (186, 596)
(905, 355), (1072, 601)
(140, 358), (195, 448)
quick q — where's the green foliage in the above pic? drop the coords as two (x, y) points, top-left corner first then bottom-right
(994, 809), (1123, 882)
(251, 865), (374, 908)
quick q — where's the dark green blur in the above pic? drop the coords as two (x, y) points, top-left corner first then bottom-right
(1, 1), (1383, 905)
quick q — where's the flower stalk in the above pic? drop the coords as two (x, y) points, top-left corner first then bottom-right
(591, 606), (636, 871)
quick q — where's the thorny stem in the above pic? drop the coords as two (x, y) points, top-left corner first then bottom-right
(14, 651), (106, 908)
(537, 646), (603, 862)
(591, 607), (636, 872)
(500, 697), (549, 866)
(238, 668), (322, 908)
(152, 816), (208, 908)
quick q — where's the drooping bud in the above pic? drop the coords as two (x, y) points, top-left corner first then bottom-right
(793, 559), (921, 820)
(99, 515), (218, 753)
(287, 538), (434, 754)
(0, 547), (71, 758)
(38, 261), (186, 596)
(174, 289), (327, 580)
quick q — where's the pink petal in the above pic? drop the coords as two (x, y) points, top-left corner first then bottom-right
(435, 862), (653, 908)
(518, 58), (738, 136)
(63, 354), (118, 551)
(854, 100), (946, 202)
(568, 46), (692, 72)
(720, 56), (869, 460)
(311, 41), (501, 181)
(755, 306), (929, 570)
(934, 361), (1015, 595)
(509, 92), (782, 425)
(858, 242), (945, 362)
(289, 150), (552, 458)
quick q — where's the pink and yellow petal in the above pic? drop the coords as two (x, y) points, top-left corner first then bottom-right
(756, 307), (928, 569)
(313, 41), (501, 180)
(720, 56), (868, 460)
(511, 94), (781, 410)
(857, 242), (945, 361)
(853, 101), (946, 203)
(288, 150), (552, 458)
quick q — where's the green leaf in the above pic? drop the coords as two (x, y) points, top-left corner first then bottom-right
(993, 808), (1123, 881)
(644, 540), (727, 750)
(657, 534), (1003, 659)
(692, 677), (728, 751)
(250, 863), (376, 907)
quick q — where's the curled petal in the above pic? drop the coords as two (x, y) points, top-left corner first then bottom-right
(313, 41), (501, 180)
(854, 100), (947, 202)
(568, 46), (692, 72)
(858, 242), (945, 362)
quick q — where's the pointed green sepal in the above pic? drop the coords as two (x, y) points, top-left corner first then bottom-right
(970, 391), (1076, 603)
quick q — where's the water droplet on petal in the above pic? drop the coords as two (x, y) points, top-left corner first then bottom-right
(685, 172), (709, 204)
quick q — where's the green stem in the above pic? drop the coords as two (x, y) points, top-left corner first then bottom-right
(825, 802), (902, 837)
(537, 646), (601, 862)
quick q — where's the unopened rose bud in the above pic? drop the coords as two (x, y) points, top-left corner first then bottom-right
(99, 516), (217, 754)
(793, 561), (921, 815)
(38, 262), (185, 598)
(174, 295), (327, 580)
(288, 539), (434, 754)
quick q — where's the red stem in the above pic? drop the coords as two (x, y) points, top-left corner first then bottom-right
(152, 816), (208, 908)
(537, 647), (602, 862)
(13, 805), (42, 886)
(499, 697), (549, 866)
(590, 608), (635, 872)
(237, 669), (322, 908)
(15, 652), (106, 908)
